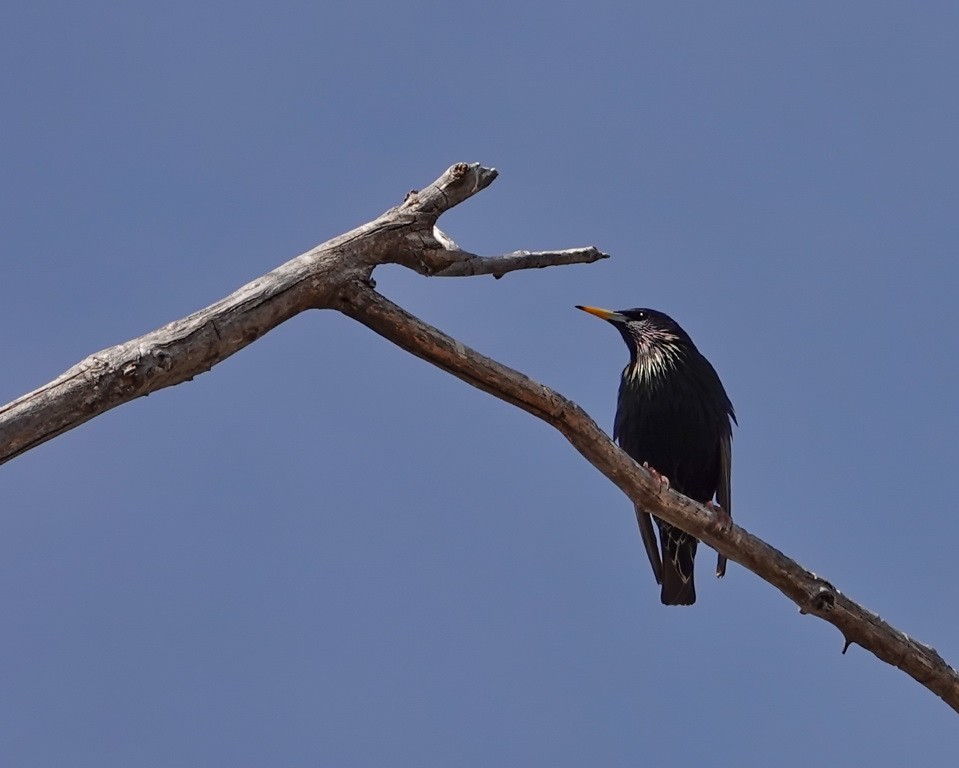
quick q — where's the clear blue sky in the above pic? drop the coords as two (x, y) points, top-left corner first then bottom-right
(3, 2), (958, 765)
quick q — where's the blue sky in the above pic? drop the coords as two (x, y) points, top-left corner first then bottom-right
(3, 2), (959, 765)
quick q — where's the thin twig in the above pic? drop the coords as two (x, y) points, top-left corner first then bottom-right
(433, 247), (609, 278)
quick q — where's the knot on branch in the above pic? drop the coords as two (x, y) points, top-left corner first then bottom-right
(799, 580), (838, 615)
(812, 586), (836, 611)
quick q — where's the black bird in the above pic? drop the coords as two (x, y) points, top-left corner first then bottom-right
(577, 305), (736, 605)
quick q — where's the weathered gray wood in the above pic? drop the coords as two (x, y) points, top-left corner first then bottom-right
(0, 163), (602, 463)
(2, 161), (957, 715)
(340, 283), (959, 715)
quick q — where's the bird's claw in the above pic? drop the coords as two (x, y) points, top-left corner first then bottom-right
(642, 462), (671, 495)
(707, 500), (732, 532)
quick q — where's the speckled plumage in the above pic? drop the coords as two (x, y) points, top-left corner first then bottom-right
(577, 306), (736, 605)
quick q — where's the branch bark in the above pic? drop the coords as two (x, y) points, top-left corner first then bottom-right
(338, 284), (959, 713)
(2, 162), (957, 714)
(0, 163), (604, 464)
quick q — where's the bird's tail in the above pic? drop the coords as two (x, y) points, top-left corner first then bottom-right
(659, 523), (697, 606)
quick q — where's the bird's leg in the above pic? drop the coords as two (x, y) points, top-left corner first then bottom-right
(642, 461), (670, 495)
(706, 500), (732, 532)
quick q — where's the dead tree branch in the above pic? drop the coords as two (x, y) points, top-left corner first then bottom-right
(1, 162), (957, 714)
(338, 284), (959, 714)
(0, 163), (603, 464)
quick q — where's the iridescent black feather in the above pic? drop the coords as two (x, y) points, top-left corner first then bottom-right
(578, 306), (736, 606)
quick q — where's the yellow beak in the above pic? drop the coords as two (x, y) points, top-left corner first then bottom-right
(575, 305), (623, 322)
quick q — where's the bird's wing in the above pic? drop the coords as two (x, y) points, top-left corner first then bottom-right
(715, 433), (732, 577)
(634, 504), (663, 585)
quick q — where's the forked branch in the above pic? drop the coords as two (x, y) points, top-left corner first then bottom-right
(1, 162), (956, 714)
(0, 163), (603, 464)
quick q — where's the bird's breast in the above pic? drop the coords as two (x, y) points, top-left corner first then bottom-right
(614, 369), (725, 504)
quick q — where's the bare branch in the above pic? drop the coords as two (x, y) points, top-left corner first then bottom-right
(337, 280), (959, 715)
(0, 253), (336, 464)
(3, 160), (958, 718)
(0, 163), (598, 464)
(432, 247), (609, 278)
(397, 162), (499, 218)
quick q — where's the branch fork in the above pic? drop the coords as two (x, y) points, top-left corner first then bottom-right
(2, 162), (957, 714)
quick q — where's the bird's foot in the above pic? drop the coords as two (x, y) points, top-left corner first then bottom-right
(642, 462), (671, 495)
(706, 500), (732, 532)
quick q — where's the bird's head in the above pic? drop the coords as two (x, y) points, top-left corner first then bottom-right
(576, 305), (693, 381)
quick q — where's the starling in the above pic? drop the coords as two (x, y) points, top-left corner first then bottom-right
(576, 306), (736, 605)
